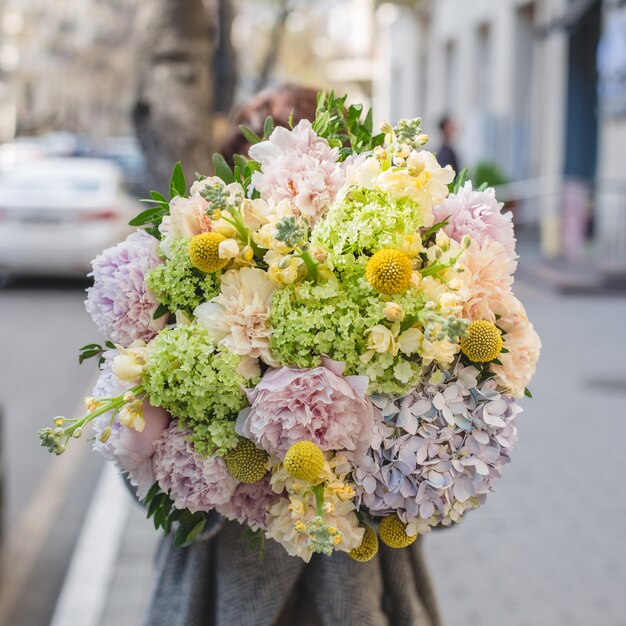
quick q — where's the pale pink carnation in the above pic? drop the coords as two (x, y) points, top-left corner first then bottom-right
(85, 230), (167, 346)
(433, 182), (516, 255)
(248, 120), (344, 225)
(491, 321), (541, 399)
(460, 239), (517, 323)
(237, 359), (377, 456)
(152, 421), (237, 512)
(216, 476), (280, 531)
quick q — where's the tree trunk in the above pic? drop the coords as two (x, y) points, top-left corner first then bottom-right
(133, 0), (215, 192)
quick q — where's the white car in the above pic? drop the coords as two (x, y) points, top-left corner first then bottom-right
(0, 158), (140, 277)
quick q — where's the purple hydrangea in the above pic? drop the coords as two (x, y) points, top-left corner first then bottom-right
(91, 351), (169, 498)
(216, 476), (280, 531)
(85, 230), (167, 346)
(353, 366), (521, 532)
(152, 421), (237, 513)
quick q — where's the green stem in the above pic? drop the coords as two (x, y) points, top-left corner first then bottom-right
(298, 249), (319, 282)
(221, 212), (266, 259)
(313, 484), (325, 518)
(63, 385), (144, 441)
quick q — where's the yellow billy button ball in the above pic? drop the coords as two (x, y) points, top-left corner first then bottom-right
(378, 514), (417, 549)
(460, 320), (503, 363)
(188, 232), (229, 273)
(224, 439), (269, 483)
(349, 525), (379, 562)
(283, 441), (325, 482)
(365, 248), (413, 295)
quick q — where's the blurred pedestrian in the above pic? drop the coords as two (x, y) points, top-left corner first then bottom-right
(437, 115), (460, 172)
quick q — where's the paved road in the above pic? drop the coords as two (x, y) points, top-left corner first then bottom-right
(0, 278), (104, 626)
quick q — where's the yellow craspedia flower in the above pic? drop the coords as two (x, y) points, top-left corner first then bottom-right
(460, 320), (503, 363)
(224, 438), (268, 483)
(378, 514), (417, 549)
(365, 249), (413, 295)
(188, 232), (229, 273)
(283, 441), (325, 482)
(349, 525), (379, 562)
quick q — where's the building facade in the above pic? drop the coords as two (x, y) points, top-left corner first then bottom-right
(374, 0), (626, 259)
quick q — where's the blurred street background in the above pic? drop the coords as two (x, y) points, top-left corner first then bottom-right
(0, 0), (625, 625)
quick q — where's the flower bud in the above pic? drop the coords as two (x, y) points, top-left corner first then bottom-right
(54, 416), (65, 427)
(383, 302), (405, 322)
(123, 391), (136, 403)
(218, 238), (240, 260)
(72, 428), (83, 439)
(112, 354), (143, 381)
(242, 245), (254, 262)
(99, 427), (111, 443)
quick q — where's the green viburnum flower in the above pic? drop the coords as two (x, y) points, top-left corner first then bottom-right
(311, 187), (426, 270)
(146, 239), (220, 316)
(269, 267), (427, 395)
(143, 325), (259, 456)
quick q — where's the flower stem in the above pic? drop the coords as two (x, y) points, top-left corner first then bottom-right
(298, 248), (319, 282)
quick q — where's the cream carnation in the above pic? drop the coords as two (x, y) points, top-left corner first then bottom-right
(491, 321), (541, 399)
(460, 239), (517, 323)
(194, 267), (276, 365)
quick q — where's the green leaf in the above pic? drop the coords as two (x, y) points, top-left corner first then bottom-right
(212, 153), (234, 184)
(524, 387), (533, 398)
(143, 483), (160, 506)
(170, 162), (186, 198)
(233, 154), (249, 176)
(453, 168), (468, 194)
(421, 218), (450, 240)
(78, 343), (105, 365)
(153, 303), (169, 320)
(174, 515), (206, 548)
(150, 190), (168, 204)
(129, 205), (168, 227)
(239, 124), (262, 145)
(263, 115), (274, 139)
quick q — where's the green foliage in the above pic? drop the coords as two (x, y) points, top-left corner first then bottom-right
(313, 91), (384, 159)
(78, 341), (116, 365)
(145, 239), (220, 317)
(130, 162), (187, 239)
(143, 483), (207, 548)
(471, 162), (509, 190)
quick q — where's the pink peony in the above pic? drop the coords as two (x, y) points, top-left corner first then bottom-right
(152, 421), (237, 512)
(248, 120), (345, 225)
(237, 359), (377, 456)
(216, 476), (280, 531)
(433, 182), (516, 256)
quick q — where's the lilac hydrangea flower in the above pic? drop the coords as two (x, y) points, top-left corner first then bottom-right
(216, 476), (280, 531)
(91, 351), (169, 498)
(152, 421), (237, 513)
(432, 182), (516, 256)
(85, 230), (167, 346)
(249, 120), (345, 225)
(352, 366), (521, 533)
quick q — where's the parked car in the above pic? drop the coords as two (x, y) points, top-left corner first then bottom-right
(0, 158), (139, 277)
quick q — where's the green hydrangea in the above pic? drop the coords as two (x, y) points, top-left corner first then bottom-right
(143, 325), (258, 456)
(269, 269), (427, 395)
(312, 187), (425, 269)
(146, 239), (220, 316)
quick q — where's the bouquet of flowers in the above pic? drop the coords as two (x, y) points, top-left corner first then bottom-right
(39, 93), (540, 562)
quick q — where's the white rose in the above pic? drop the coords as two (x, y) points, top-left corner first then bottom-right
(366, 325), (397, 355)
